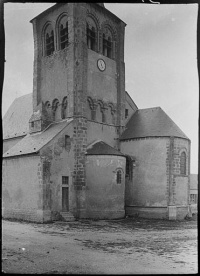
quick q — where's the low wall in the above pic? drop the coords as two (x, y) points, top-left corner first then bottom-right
(126, 205), (190, 220)
(126, 206), (168, 220)
(2, 209), (51, 223)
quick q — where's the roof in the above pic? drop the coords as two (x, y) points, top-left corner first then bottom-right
(3, 119), (73, 158)
(125, 91), (138, 110)
(190, 174), (198, 190)
(86, 140), (125, 157)
(3, 93), (33, 140)
(30, 3), (126, 26)
(120, 107), (189, 140)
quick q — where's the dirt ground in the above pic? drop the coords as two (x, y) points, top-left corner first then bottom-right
(2, 217), (198, 274)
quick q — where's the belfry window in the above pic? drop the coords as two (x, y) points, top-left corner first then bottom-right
(60, 22), (68, 50)
(46, 30), (54, 56)
(180, 152), (186, 175)
(87, 24), (96, 51)
(103, 34), (112, 58)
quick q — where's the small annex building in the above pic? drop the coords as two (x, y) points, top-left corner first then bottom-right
(2, 3), (191, 222)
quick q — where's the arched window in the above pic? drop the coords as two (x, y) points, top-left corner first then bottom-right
(87, 24), (96, 51)
(86, 16), (98, 52)
(45, 101), (52, 119)
(102, 109), (106, 123)
(59, 21), (68, 50)
(52, 99), (60, 121)
(102, 29), (113, 58)
(108, 104), (115, 125)
(44, 25), (55, 56)
(96, 101), (105, 123)
(180, 152), (186, 175)
(116, 170), (122, 184)
(61, 97), (68, 119)
(87, 97), (96, 121)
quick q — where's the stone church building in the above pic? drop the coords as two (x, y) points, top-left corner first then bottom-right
(2, 3), (191, 222)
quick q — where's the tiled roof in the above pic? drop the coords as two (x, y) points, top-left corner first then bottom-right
(120, 107), (189, 140)
(190, 174), (198, 190)
(3, 119), (73, 158)
(3, 93), (33, 140)
(86, 140), (125, 156)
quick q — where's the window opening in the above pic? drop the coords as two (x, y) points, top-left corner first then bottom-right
(117, 170), (122, 184)
(87, 24), (96, 51)
(46, 30), (54, 56)
(190, 194), (197, 204)
(65, 135), (71, 150)
(60, 22), (68, 50)
(102, 111), (106, 123)
(62, 176), (69, 185)
(91, 109), (96, 121)
(125, 109), (129, 119)
(61, 98), (67, 119)
(180, 152), (186, 175)
(103, 34), (112, 58)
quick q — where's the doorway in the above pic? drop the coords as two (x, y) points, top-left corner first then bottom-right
(62, 187), (69, 211)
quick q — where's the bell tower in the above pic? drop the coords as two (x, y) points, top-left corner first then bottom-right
(30, 2), (126, 133)
(30, 3), (126, 218)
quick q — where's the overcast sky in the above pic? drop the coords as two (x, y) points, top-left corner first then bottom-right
(2, 3), (198, 173)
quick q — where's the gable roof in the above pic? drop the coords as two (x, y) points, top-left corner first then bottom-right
(120, 107), (189, 140)
(3, 93), (33, 140)
(86, 140), (125, 157)
(3, 119), (73, 158)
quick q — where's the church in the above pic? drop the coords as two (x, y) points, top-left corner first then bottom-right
(2, 3), (191, 222)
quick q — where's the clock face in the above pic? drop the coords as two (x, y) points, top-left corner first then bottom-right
(97, 59), (106, 71)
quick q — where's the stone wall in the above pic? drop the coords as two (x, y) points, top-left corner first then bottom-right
(121, 136), (190, 220)
(2, 155), (46, 222)
(121, 137), (169, 208)
(39, 121), (75, 219)
(86, 155), (126, 219)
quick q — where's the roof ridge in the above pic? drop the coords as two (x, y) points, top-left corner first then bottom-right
(137, 106), (161, 111)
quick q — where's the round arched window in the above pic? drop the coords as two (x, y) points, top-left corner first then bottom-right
(180, 152), (186, 175)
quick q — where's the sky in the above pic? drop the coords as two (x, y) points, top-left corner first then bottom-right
(2, 3), (199, 173)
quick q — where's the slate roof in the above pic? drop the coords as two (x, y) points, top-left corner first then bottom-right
(120, 107), (189, 140)
(3, 119), (73, 158)
(190, 174), (198, 190)
(3, 93), (33, 140)
(86, 140), (125, 156)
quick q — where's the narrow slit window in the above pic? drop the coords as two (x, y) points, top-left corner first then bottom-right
(117, 170), (122, 184)
(125, 109), (129, 119)
(65, 135), (71, 150)
(180, 152), (186, 175)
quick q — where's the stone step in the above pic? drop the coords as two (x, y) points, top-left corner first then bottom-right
(60, 212), (75, 222)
